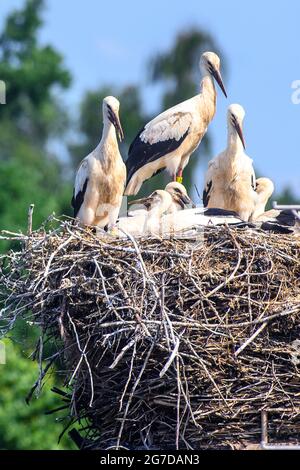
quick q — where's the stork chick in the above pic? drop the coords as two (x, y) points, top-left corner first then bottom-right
(118, 190), (173, 237)
(250, 178), (275, 221)
(125, 51), (227, 196)
(203, 104), (272, 221)
(72, 96), (126, 229)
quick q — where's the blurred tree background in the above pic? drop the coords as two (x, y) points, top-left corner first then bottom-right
(0, 0), (298, 451)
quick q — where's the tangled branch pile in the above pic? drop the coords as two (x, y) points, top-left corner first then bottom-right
(1, 218), (300, 450)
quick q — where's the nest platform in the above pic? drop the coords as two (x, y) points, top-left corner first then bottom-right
(1, 219), (300, 450)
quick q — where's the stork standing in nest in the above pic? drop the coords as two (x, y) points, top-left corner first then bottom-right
(203, 104), (274, 221)
(125, 52), (227, 196)
(72, 96), (126, 229)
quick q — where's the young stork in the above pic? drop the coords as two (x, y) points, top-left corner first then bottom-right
(72, 96), (126, 229)
(117, 190), (173, 237)
(250, 178), (275, 221)
(203, 104), (274, 221)
(125, 52), (227, 196)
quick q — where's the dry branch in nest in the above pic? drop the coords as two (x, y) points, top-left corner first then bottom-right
(1, 217), (300, 450)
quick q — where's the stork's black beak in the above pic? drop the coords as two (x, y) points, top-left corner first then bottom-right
(180, 194), (194, 206)
(211, 68), (227, 98)
(108, 107), (124, 142)
(232, 117), (246, 149)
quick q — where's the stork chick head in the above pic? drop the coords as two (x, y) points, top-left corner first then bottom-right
(103, 96), (124, 142)
(200, 52), (227, 98)
(256, 178), (275, 200)
(165, 182), (194, 209)
(228, 104), (246, 149)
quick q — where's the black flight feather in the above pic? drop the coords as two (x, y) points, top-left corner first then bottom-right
(204, 208), (241, 218)
(126, 128), (189, 186)
(71, 178), (89, 218)
(203, 180), (212, 207)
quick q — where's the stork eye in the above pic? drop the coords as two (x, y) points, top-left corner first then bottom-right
(175, 188), (181, 193)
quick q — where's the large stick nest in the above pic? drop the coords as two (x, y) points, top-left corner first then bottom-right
(1, 218), (300, 450)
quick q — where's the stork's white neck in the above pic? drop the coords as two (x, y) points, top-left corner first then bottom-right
(227, 125), (244, 155)
(200, 72), (216, 97)
(100, 117), (117, 144)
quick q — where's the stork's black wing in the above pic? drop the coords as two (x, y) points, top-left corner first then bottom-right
(71, 178), (88, 218)
(275, 210), (296, 227)
(126, 128), (189, 185)
(204, 208), (240, 218)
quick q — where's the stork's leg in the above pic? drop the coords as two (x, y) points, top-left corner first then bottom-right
(106, 205), (122, 236)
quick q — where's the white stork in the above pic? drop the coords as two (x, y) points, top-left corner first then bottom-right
(203, 104), (274, 221)
(72, 96), (126, 229)
(117, 190), (173, 237)
(125, 51), (227, 196)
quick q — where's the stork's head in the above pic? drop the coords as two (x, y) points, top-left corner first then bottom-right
(129, 190), (173, 214)
(103, 96), (124, 142)
(165, 182), (195, 209)
(200, 52), (227, 98)
(228, 104), (246, 149)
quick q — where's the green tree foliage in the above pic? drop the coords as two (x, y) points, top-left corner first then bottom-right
(0, 0), (72, 242)
(0, 339), (75, 450)
(0, 0), (71, 143)
(0, 1), (74, 450)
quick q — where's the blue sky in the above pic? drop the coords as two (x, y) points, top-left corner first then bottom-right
(1, 0), (300, 198)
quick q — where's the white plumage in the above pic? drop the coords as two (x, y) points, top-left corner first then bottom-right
(72, 96), (126, 229)
(140, 111), (192, 145)
(161, 208), (244, 236)
(117, 190), (173, 237)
